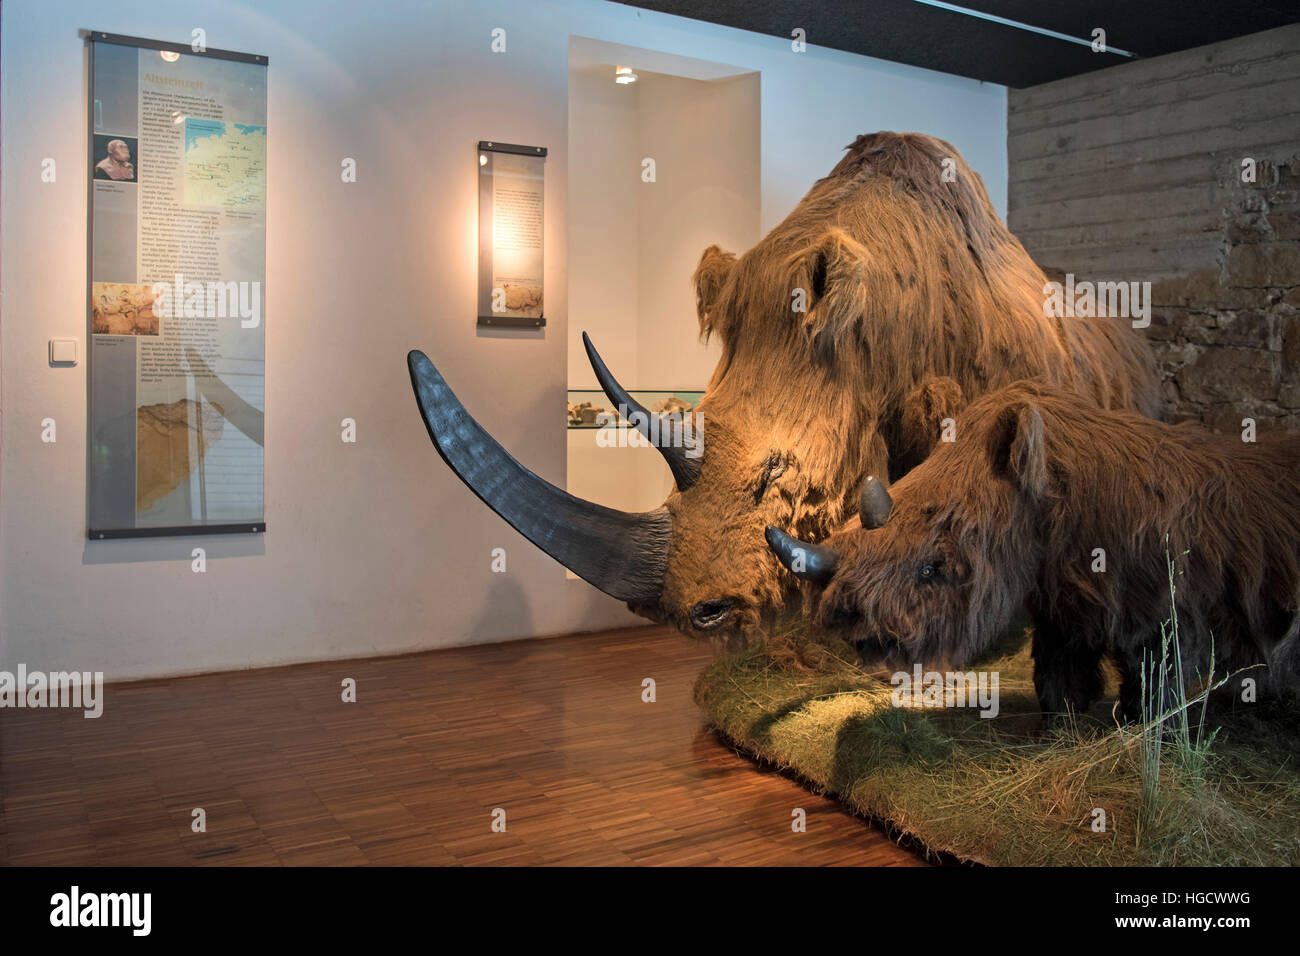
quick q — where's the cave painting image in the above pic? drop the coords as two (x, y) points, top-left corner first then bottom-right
(92, 282), (160, 336)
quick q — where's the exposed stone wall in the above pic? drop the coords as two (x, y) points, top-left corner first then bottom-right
(1008, 24), (1300, 432)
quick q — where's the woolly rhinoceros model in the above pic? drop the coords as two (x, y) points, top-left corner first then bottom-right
(409, 132), (1160, 640)
(767, 380), (1300, 716)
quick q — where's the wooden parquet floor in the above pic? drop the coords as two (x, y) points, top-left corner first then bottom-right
(0, 624), (926, 866)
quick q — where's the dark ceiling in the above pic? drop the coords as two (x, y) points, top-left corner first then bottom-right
(616, 1), (1300, 87)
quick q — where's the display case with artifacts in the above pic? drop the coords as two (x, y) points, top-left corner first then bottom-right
(566, 389), (704, 429)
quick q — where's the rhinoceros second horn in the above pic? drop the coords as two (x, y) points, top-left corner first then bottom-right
(582, 331), (701, 491)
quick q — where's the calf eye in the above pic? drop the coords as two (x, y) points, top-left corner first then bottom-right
(917, 561), (942, 583)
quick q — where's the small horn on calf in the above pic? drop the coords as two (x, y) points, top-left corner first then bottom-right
(765, 525), (839, 585)
(859, 475), (893, 529)
(407, 349), (670, 604)
(582, 332), (701, 491)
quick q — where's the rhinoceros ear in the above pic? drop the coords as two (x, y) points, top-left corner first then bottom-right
(693, 245), (737, 339)
(792, 229), (871, 355)
(988, 401), (1048, 498)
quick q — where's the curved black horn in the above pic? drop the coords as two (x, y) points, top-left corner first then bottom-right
(765, 525), (838, 586)
(859, 476), (893, 529)
(582, 332), (701, 491)
(408, 350), (670, 603)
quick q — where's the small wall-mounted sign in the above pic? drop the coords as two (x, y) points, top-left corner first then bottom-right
(477, 141), (547, 329)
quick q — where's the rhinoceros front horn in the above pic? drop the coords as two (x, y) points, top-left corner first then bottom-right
(764, 525), (838, 586)
(407, 350), (671, 604)
(582, 332), (700, 491)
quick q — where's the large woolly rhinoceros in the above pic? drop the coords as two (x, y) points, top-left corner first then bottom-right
(408, 132), (1160, 639)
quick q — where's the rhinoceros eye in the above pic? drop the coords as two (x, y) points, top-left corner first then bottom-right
(916, 560), (943, 583)
(755, 453), (787, 501)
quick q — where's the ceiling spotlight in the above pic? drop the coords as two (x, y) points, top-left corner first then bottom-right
(615, 65), (638, 85)
(160, 50), (180, 63)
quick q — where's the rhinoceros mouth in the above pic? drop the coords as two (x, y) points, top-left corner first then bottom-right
(407, 349), (672, 604)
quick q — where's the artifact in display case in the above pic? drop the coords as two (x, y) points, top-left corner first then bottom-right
(566, 389), (704, 428)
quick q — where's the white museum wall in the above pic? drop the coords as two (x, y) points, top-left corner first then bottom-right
(634, 70), (760, 390)
(567, 57), (759, 515)
(565, 62), (657, 519)
(568, 63), (643, 393)
(0, 0), (1008, 679)
(567, 62), (760, 396)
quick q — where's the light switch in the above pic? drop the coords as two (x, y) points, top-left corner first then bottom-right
(49, 339), (78, 365)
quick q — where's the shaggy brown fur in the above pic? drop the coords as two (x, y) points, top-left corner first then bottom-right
(640, 132), (1160, 638)
(809, 380), (1300, 716)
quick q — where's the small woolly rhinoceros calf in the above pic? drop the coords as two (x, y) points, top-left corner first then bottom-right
(767, 380), (1300, 717)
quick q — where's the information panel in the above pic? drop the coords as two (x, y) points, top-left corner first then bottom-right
(477, 141), (547, 328)
(87, 32), (267, 538)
